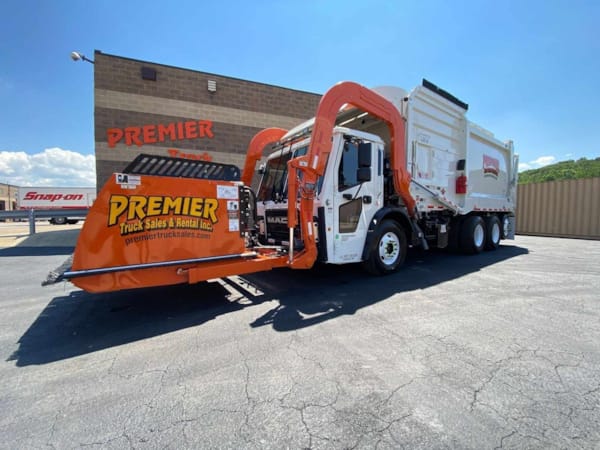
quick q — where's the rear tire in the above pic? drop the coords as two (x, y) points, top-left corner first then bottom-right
(50, 217), (67, 225)
(484, 215), (501, 251)
(363, 220), (407, 275)
(459, 216), (486, 254)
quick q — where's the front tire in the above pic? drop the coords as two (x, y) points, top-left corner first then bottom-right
(363, 221), (407, 275)
(460, 216), (486, 254)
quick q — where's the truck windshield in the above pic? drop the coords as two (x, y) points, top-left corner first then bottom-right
(257, 145), (308, 202)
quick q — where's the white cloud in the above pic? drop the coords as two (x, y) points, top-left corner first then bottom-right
(530, 156), (556, 167)
(0, 148), (95, 187)
(518, 155), (556, 172)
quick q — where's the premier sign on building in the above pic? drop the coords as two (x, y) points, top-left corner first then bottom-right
(94, 51), (321, 187)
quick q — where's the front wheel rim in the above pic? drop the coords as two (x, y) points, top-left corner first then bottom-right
(379, 232), (400, 266)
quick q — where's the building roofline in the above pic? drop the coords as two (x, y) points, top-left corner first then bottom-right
(94, 50), (322, 97)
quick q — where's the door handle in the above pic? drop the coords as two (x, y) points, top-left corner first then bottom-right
(342, 193), (353, 200)
(362, 195), (372, 204)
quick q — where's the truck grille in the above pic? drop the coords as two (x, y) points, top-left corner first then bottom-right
(263, 209), (320, 252)
(265, 209), (295, 243)
(265, 209), (300, 245)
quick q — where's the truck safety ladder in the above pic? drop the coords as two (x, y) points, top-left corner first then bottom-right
(123, 154), (241, 181)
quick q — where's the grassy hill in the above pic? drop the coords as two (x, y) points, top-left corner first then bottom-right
(519, 157), (600, 184)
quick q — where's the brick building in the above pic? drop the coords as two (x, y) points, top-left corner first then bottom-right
(0, 183), (17, 212)
(94, 51), (321, 187)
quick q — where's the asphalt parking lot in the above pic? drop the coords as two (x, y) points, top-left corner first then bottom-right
(0, 230), (599, 449)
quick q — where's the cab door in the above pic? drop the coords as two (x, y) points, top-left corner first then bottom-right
(331, 139), (382, 263)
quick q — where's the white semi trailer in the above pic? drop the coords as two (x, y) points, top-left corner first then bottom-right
(18, 187), (96, 224)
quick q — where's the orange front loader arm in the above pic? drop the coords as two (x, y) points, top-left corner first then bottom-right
(241, 127), (287, 186)
(287, 81), (416, 269)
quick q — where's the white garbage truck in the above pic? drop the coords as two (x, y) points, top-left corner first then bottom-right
(254, 79), (518, 273)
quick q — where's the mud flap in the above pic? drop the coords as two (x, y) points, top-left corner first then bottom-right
(506, 216), (516, 240)
(437, 223), (449, 249)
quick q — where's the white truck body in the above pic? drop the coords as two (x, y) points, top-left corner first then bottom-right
(18, 187), (97, 224)
(256, 80), (517, 265)
(376, 84), (518, 215)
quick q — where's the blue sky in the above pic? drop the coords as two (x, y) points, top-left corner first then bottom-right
(1, 0), (599, 186)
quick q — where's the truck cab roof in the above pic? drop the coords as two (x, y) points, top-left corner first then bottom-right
(275, 122), (383, 160)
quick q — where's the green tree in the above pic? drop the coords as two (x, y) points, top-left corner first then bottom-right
(519, 158), (600, 184)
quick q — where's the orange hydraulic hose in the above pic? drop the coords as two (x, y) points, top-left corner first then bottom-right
(287, 81), (416, 270)
(241, 128), (288, 186)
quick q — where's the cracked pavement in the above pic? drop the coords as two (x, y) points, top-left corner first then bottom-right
(0, 235), (599, 449)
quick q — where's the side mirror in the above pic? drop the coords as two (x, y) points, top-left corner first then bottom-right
(258, 163), (266, 175)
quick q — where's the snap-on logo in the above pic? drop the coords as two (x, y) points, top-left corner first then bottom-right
(23, 192), (84, 202)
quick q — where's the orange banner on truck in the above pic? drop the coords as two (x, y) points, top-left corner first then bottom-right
(70, 174), (246, 292)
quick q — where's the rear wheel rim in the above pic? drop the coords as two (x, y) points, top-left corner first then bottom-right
(474, 224), (484, 248)
(503, 217), (510, 238)
(379, 232), (400, 266)
(491, 222), (500, 244)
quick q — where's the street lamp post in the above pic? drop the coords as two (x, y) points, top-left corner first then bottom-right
(70, 51), (94, 64)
